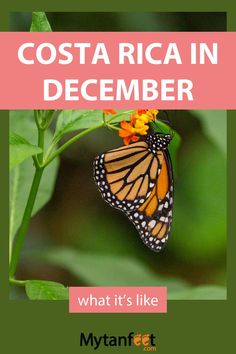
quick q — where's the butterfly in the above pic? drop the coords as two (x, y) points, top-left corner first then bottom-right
(93, 133), (174, 252)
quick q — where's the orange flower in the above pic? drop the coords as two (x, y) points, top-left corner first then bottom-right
(137, 109), (158, 116)
(146, 109), (158, 120)
(133, 118), (149, 135)
(130, 113), (138, 125)
(119, 120), (139, 145)
(103, 109), (117, 115)
(131, 110), (158, 125)
(137, 109), (148, 115)
(119, 109), (159, 145)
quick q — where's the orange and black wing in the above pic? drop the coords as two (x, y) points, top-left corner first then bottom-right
(126, 150), (173, 252)
(94, 141), (173, 252)
(94, 141), (163, 212)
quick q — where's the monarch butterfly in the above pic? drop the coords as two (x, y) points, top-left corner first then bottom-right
(93, 133), (173, 252)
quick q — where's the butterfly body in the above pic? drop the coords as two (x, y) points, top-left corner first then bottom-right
(94, 133), (174, 252)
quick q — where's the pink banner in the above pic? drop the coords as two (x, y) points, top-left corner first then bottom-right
(0, 32), (235, 109)
(69, 287), (167, 313)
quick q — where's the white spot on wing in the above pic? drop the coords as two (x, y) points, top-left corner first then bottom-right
(148, 220), (156, 229)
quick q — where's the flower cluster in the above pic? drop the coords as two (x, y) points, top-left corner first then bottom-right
(119, 109), (158, 145)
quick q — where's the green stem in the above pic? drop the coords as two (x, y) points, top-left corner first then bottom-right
(37, 127), (44, 164)
(41, 110), (62, 131)
(9, 278), (26, 287)
(34, 110), (40, 129)
(43, 123), (104, 167)
(44, 137), (60, 162)
(9, 167), (44, 279)
(9, 117), (45, 280)
(106, 123), (120, 131)
(32, 155), (40, 169)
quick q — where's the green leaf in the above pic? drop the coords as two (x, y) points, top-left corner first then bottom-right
(169, 286), (226, 300)
(30, 12), (52, 32)
(193, 110), (226, 155)
(9, 111), (59, 251)
(25, 280), (68, 300)
(9, 133), (42, 170)
(40, 248), (189, 294)
(30, 248), (225, 300)
(54, 110), (136, 141)
(54, 110), (103, 140)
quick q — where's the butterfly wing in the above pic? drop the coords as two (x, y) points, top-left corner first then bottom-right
(94, 141), (173, 252)
(94, 141), (164, 212)
(127, 150), (173, 252)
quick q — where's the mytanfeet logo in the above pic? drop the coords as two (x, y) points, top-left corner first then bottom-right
(80, 332), (157, 351)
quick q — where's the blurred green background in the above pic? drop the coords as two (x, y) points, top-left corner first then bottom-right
(10, 13), (227, 299)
